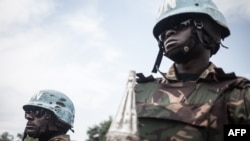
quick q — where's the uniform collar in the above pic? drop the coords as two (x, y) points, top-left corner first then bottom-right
(164, 62), (219, 81)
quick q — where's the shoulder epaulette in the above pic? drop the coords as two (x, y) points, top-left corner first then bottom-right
(136, 73), (156, 83)
(214, 68), (237, 80)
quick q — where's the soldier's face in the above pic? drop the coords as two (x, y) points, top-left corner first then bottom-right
(160, 19), (192, 53)
(164, 29), (192, 54)
(159, 19), (194, 63)
(24, 106), (50, 138)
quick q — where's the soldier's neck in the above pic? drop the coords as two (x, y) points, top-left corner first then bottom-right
(175, 59), (210, 75)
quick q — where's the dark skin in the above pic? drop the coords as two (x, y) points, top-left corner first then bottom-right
(24, 106), (69, 141)
(162, 19), (219, 75)
(25, 112), (48, 138)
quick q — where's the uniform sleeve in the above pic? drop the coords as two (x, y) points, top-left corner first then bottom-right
(227, 77), (250, 124)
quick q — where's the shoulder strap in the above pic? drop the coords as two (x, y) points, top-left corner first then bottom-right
(136, 73), (156, 83)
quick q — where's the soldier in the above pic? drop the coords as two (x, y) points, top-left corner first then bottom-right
(134, 0), (250, 141)
(22, 89), (75, 141)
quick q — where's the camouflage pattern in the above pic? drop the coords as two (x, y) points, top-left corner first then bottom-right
(135, 62), (250, 141)
(48, 135), (70, 141)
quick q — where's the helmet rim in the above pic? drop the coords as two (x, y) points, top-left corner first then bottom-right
(23, 89), (75, 128)
(153, 0), (230, 39)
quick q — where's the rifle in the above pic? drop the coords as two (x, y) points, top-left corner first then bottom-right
(106, 70), (140, 141)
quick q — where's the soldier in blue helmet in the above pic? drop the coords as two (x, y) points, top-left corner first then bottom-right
(133, 0), (250, 140)
(107, 0), (250, 141)
(22, 89), (75, 141)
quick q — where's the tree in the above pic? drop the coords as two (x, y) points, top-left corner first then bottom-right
(0, 132), (13, 141)
(0, 132), (38, 141)
(86, 116), (112, 141)
(17, 133), (23, 140)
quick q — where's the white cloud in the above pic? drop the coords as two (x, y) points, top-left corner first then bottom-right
(0, 0), (127, 140)
(214, 0), (250, 22)
(0, 0), (55, 33)
(67, 14), (103, 35)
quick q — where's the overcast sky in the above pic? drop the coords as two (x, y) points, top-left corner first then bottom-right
(0, 0), (249, 140)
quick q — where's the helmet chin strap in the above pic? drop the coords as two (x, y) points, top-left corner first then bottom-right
(151, 20), (228, 73)
(151, 29), (195, 73)
(22, 130), (27, 141)
(151, 41), (164, 73)
(195, 28), (219, 55)
(193, 20), (222, 55)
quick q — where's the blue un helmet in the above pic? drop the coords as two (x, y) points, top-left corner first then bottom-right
(23, 89), (75, 129)
(152, 0), (230, 73)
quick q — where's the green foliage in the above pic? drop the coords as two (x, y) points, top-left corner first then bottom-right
(86, 116), (112, 141)
(0, 132), (14, 141)
(0, 132), (38, 141)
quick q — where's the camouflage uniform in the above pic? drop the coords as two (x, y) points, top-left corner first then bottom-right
(135, 62), (250, 141)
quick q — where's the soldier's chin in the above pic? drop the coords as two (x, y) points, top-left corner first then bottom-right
(165, 47), (189, 64)
(26, 130), (39, 138)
